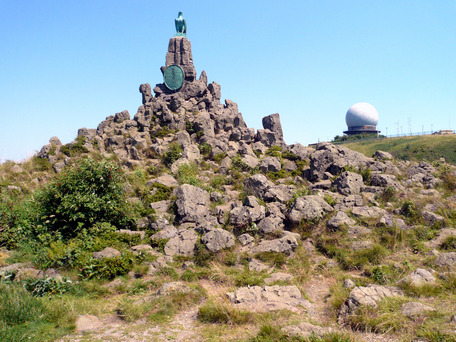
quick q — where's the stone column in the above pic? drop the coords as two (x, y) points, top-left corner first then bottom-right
(163, 36), (196, 82)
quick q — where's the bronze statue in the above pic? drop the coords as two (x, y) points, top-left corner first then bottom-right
(175, 11), (186, 37)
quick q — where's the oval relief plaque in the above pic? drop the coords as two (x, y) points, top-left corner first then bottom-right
(164, 65), (185, 91)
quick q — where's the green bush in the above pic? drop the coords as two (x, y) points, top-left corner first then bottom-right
(163, 142), (183, 166)
(60, 135), (89, 157)
(78, 255), (134, 280)
(440, 235), (456, 250)
(31, 157), (133, 240)
(24, 277), (74, 297)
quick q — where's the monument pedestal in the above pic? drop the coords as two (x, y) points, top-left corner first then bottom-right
(162, 36), (196, 82)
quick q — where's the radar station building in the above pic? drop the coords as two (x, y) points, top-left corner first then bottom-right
(344, 102), (380, 136)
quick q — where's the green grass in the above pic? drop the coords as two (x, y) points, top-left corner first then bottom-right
(337, 135), (456, 164)
(0, 282), (74, 341)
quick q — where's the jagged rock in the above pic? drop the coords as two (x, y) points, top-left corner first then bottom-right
(351, 240), (373, 251)
(343, 279), (356, 289)
(201, 228), (235, 252)
(53, 161), (66, 173)
(226, 285), (310, 313)
(249, 259), (270, 272)
(175, 184), (210, 224)
(15, 268), (45, 280)
(256, 114), (285, 147)
(238, 234), (255, 246)
(351, 206), (386, 219)
(370, 174), (402, 189)
(287, 195), (334, 224)
(334, 171), (364, 195)
(165, 36), (196, 82)
(326, 211), (356, 230)
(401, 302), (435, 318)
(309, 179), (332, 190)
(164, 229), (198, 256)
(251, 235), (298, 255)
(373, 150), (394, 160)
(422, 211), (445, 227)
(150, 225), (178, 241)
(425, 228), (456, 249)
(259, 156), (282, 173)
(308, 143), (371, 181)
(257, 215), (284, 235)
(241, 154), (260, 169)
(207, 82), (221, 101)
(75, 314), (103, 332)
(157, 281), (191, 296)
(434, 252), (456, 268)
(229, 196), (266, 228)
(92, 247), (121, 259)
(150, 200), (173, 214)
(282, 323), (333, 339)
(114, 110), (130, 123)
(399, 269), (436, 287)
(139, 83), (152, 104)
(264, 272), (293, 284)
(339, 284), (403, 319)
(334, 194), (364, 210)
(287, 143), (312, 160)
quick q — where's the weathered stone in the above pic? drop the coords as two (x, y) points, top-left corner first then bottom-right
(287, 195), (334, 224)
(150, 225), (178, 241)
(351, 240), (373, 251)
(139, 83), (152, 104)
(201, 228), (235, 252)
(401, 302), (435, 318)
(434, 252), (456, 268)
(264, 272), (293, 284)
(373, 150), (394, 160)
(249, 259), (270, 272)
(251, 235), (298, 255)
(114, 110), (130, 123)
(238, 234), (255, 246)
(257, 216), (285, 235)
(343, 279), (356, 289)
(326, 211), (356, 230)
(75, 314), (103, 332)
(422, 211), (445, 227)
(208, 82), (221, 101)
(226, 285), (310, 313)
(92, 247), (121, 259)
(339, 284), (403, 320)
(308, 143), (371, 181)
(164, 229), (199, 256)
(260, 156), (282, 173)
(334, 171), (364, 195)
(399, 268), (436, 287)
(15, 268), (45, 280)
(175, 184), (210, 223)
(351, 206), (387, 219)
(229, 199), (266, 228)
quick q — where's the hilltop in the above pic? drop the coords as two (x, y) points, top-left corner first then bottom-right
(1, 35), (456, 342)
(335, 134), (456, 165)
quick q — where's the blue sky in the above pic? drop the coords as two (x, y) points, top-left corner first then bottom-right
(1, 1), (455, 162)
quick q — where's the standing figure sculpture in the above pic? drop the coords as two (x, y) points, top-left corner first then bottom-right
(175, 11), (186, 36)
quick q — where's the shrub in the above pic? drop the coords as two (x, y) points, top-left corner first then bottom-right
(23, 277), (74, 297)
(163, 142), (183, 166)
(400, 200), (420, 221)
(32, 157), (133, 240)
(79, 255), (134, 280)
(440, 235), (456, 250)
(60, 135), (89, 157)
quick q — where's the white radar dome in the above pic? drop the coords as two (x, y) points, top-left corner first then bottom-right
(345, 102), (378, 128)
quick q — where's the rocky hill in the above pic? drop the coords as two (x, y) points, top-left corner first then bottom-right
(1, 35), (456, 342)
